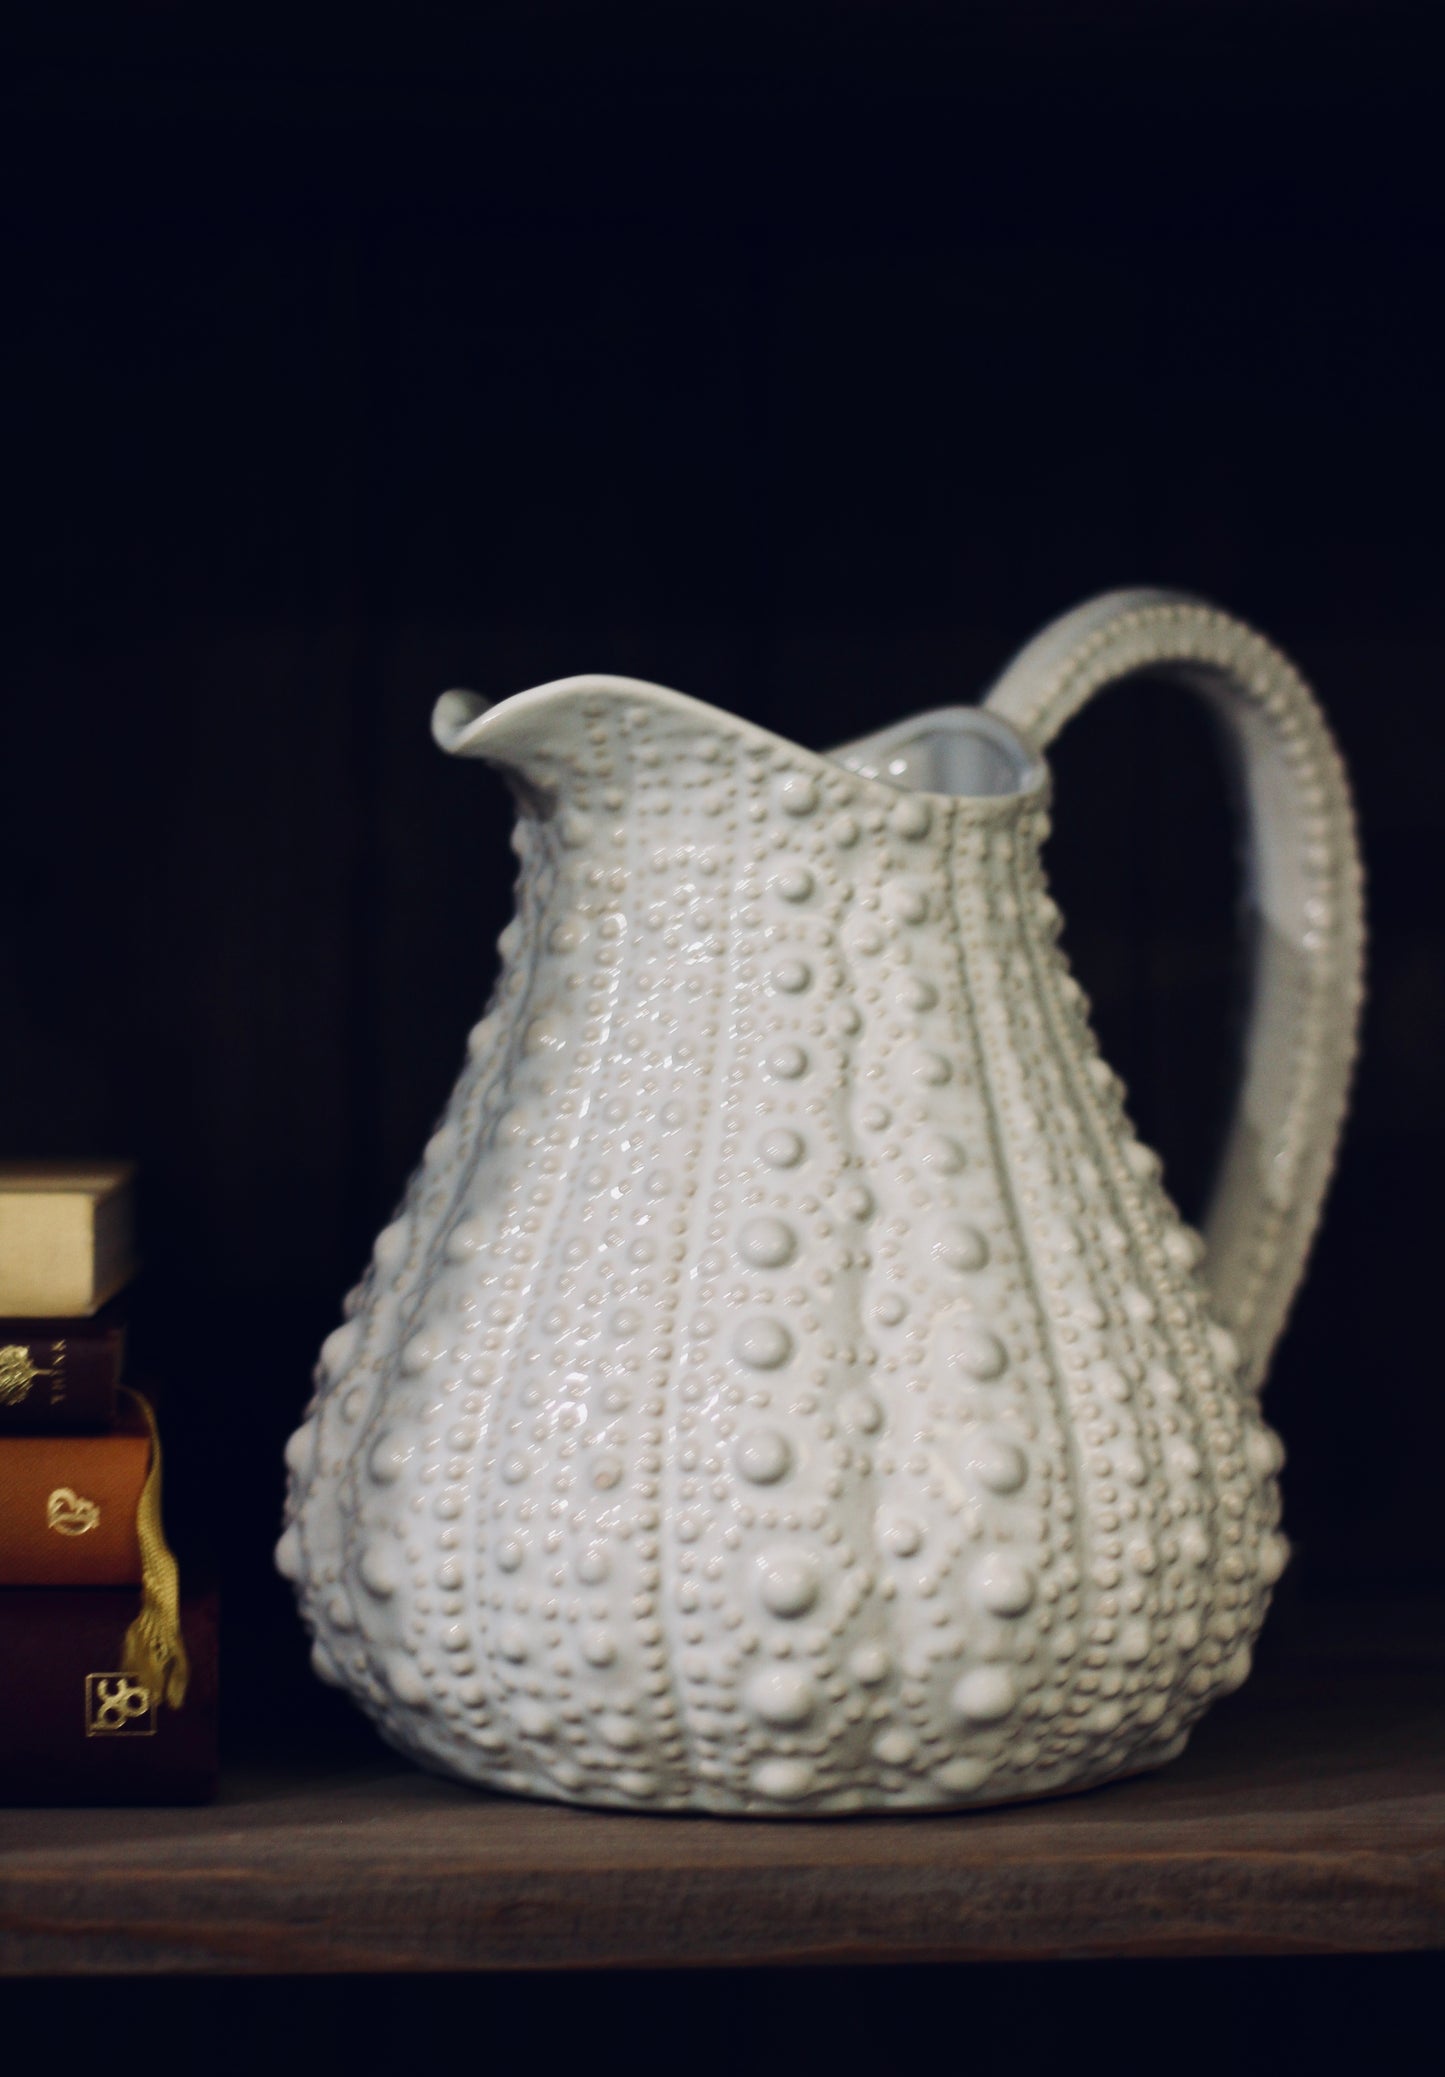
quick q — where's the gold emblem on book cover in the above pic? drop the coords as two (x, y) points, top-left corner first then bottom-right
(47, 1486), (100, 1536)
(85, 1673), (156, 1736)
(0, 1342), (62, 1406)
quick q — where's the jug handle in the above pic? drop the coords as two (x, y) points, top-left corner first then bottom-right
(982, 588), (1364, 1393)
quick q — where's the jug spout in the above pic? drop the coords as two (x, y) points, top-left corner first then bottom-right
(431, 672), (759, 808)
(434, 676), (1048, 825)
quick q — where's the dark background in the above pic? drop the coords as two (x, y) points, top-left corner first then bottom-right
(5, 0), (1443, 1699)
(2, 0), (1442, 2000)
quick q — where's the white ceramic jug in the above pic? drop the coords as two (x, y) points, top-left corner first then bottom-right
(279, 589), (1363, 1814)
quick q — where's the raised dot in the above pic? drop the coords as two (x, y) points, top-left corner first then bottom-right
(576, 1546), (610, 1584)
(839, 1390), (884, 1434)
(745, 1664), (816, 1725)
(368, 1432), (410, 1484)
(1119, 1618), (1152, 1663)
(830, 813), (861, 848)
(897, 975), (937, 1011)
(934, 1753), (991, 1792)
(320, 1322), (359, 1378)
(881, 1516), (923, 1557)
(423, 1124), (455, 1168)
(1208, 1324), (1242, 1374)
(733, 1317), (794, 1369)
(1245, 1425), (1285, 1479)
(759, 1127), (805, 1168)
(583, 1628), (618, 1667)
(466, 1013), (498, 1058)
(1259, 1530), (1290, 1584)
(918, 1132), (966, 1173)
(767, 1042), (808, 1079)
(871, 1292), (908, 1326)
(911, 1049), (952, 1086)
(758, 1548), (820, 1618)
(886, 884), (928, 924)
(752, 1756), (815, 1801)
(592, 1453), (624, 1490)
(951, 1665), (1018, 1722)
(373, 1219), (410, 1273)
(971, 1553), (1036, 1616)
(849, 1641), (891, 1685)
(779, 774), (819, 816)
(387, 1654), (429, 1705)
(601, 1713), (642, 1749)
(771, 958), (812, 993)
(935, 1222), (989, 1272)
(284, 1421), (316, 1478)
(889, 796), (933, 840)
(840, 1183), (874, 1220)
(514, 1700), (554, 1739)
(1164, 1225), (1206, 1269)
(846, 919), (885, 957)
(1221, 1645), (1253, 1693)
(310, 1640), (345, 1688)
(273, 1525), (302, 1580)
(965, 1434), (1028, 1494)
(617, 1770), (659, 1800)
(738, 1216), (797, 1269)
(950, 1326), (1008, 1381)
(358, 1541), (399, 1597)
(735, 1426), (794, 1484)
(775, 865), (815, 902)
(445, 1217), (488, 1260)
(872, 1726), (917, 1766)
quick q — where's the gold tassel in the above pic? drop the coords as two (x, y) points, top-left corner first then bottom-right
(118, 1386), (189, 1709)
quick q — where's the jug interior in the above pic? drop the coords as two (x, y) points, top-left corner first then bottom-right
(830, 706), (1044, 799)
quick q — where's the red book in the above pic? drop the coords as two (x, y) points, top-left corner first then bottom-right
(0, 1300), (126, 1431)
(0, 1585), (218, 1803)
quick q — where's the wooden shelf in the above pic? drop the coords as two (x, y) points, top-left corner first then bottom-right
(2, 1600), (1441, 1975)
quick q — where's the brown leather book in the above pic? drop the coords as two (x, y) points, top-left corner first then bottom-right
(0, 1300), (127, 1432)
(0, 1584), (218, 1803)
(0, 1397), (149, 1584)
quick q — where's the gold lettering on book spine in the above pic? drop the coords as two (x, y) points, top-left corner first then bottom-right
(0, 1342), (62, 1407)
(85, 1674), (156, 1736)
(47, 1486), (101, 1535)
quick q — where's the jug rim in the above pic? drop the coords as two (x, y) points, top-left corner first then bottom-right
(432, 673), (1050, 809)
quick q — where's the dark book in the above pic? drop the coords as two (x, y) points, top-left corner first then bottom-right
(0, 1299), (127, 1431)
(0, 1584), (218, 1803)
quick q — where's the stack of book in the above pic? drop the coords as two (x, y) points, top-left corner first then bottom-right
(0, 1162), (217, 1801)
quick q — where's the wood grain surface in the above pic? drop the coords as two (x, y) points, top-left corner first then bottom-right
(1, 1602), (1441, 1974)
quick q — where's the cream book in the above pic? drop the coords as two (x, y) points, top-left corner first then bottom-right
(0, 1162), (137, 1316)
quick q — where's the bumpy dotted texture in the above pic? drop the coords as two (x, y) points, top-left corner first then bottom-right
(279, 673), (1303, 1814)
